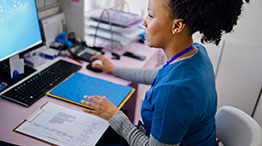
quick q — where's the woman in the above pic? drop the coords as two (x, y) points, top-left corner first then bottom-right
(81, 0), (249, 145)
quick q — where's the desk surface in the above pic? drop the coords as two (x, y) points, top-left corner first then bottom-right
(0, 42), (164, 146)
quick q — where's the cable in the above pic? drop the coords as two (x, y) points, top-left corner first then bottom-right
(92, 9), (113, 50)
(251, 85), (262, 117)
(91, 1), (131, 59)
(92, 9), (121, 59)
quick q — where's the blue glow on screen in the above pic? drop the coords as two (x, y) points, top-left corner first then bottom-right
(0, 0), (42, 61)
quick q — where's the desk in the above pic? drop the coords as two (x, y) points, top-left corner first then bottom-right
(0, 42), (164, 145)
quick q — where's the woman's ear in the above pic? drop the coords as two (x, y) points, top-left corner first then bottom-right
(172, 18), (185, 34)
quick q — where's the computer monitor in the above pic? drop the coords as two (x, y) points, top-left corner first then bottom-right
(0, 0), (44, 88)
(0, 0), (43, 62)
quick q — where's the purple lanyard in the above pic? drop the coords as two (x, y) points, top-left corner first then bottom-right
(163, 45), (194, 68)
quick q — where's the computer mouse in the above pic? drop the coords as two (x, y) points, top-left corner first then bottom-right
(86, 64), (103, 73)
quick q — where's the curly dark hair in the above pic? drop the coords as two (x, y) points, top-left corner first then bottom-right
(168, 0), (249, 45)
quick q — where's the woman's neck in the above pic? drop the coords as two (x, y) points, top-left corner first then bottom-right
(164, 36), (195, 61)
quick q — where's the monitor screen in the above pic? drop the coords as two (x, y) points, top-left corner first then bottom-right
(0, 0), (42, 61)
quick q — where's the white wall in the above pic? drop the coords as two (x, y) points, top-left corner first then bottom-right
(61, 0), (84, 39)
(215, 39), (262, 114)
(124, 0), (147, 17)
(83, 0), (147, 16)
(215, 0), (262, 114)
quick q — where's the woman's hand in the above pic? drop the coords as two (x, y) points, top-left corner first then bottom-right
(91, 55), (114, 74)
(81, 95), (119, 121)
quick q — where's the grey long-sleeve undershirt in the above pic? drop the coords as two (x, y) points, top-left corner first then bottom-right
(109, 111), (179, 146)
(113, 67), (160, 85)
(108, 67), (178, 146)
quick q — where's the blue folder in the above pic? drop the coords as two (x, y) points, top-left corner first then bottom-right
(46, 72), (135, 109)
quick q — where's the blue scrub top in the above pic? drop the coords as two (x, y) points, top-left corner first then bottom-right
(141, 43), (218, 146)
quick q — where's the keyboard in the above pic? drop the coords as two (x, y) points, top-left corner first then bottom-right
(0, 60), (81, 107)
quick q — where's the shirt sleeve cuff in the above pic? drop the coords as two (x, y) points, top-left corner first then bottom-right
(108, 111), (135, 138)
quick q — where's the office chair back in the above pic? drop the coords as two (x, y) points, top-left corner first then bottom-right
(215, 106), (262, 146)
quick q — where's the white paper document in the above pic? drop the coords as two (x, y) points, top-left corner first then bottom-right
(15, 102), (109, 146)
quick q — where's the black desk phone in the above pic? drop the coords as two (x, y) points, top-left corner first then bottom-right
(68, 42), (103, 62)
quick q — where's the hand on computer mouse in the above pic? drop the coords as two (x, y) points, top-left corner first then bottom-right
(91, 55), (114, 74)
(86, 63), (103, 73)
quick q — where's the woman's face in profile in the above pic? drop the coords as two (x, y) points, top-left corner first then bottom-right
(143, 0), (174, 49)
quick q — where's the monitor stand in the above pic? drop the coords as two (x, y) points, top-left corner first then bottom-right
(0, 62), (36, 93)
